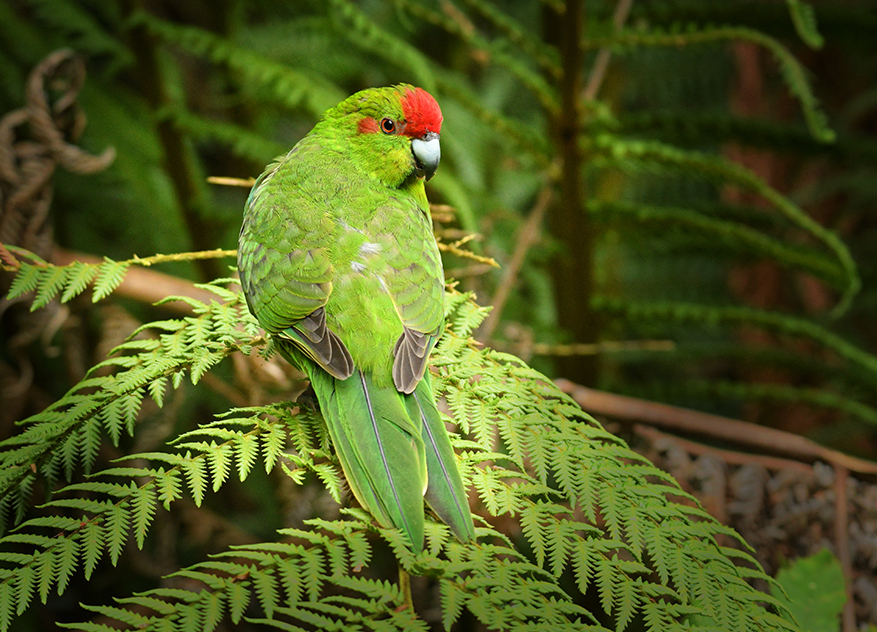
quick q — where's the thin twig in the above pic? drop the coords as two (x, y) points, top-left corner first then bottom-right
(207, 175), (255, 187)
(494, 338), (675, 357)
(479, 186), (553, 340)
(634, 424), (812, 474)
(398, 566), (413, 610)
(835, 465), (855, 632)
(51, 249), (224, 314)
(130, 248), (237, 267)
(581, 0), (635, 101)
(557, 379), (877, 477)
(436, 240), (499, 267)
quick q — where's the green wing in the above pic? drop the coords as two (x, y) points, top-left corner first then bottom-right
(377, 200), (446, 393)
(238, 150), (354, 378)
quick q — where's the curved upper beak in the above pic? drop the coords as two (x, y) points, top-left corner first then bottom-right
(411, 131), (440, 181)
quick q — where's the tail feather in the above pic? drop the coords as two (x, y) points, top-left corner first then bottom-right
(312, 368), (427, 551)
(409, 373), (475, 543)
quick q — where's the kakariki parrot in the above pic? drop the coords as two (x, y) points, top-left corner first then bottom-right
(238, 85), (475, 551)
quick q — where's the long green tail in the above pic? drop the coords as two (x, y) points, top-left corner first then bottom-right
(313, 368), (427, 550)
(408, 373), (475, 543)
(304, 363), (473, 550)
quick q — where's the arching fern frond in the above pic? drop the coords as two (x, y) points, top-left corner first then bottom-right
(0, 286), (800, 632)
(785, 0), (824, 49)
(131, 12), (344, 119)
(393, 0), (560, 114)
(0, 257), (256, 534)
(587, 199), (850, 291)
(583, 24), (835, 144)
(589, 138), (859, 315)
(593, 296), (877, 387)
(325, 0), (438, 94)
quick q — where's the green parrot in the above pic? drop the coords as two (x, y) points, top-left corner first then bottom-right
(238, 85), (475, 551)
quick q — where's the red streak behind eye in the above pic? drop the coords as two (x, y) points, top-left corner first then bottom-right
(358, 117), (379, 134)
(400, 87), (442, 138)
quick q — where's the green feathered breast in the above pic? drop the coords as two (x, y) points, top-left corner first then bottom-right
(238, 85), (474, 551)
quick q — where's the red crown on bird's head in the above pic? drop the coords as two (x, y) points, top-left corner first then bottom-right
(400, 87), (442, 138)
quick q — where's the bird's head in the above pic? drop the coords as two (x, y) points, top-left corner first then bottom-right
(324, 85), (443, 188)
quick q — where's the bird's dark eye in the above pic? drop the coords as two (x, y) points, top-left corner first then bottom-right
(380, 118), (396, 134)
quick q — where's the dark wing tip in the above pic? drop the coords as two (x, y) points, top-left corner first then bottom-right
(326, 330), (354, 379)
(286, 307), (354, 380)
(392, 327), (432, 394)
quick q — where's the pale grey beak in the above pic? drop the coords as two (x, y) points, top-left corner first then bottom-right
(411, 132), (440, 180)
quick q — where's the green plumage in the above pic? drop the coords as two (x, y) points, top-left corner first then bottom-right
(238, 85), (474, 550)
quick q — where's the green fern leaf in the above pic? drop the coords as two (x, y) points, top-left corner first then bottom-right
(206, 442), (231, 492)
(33, 548), (55, 604)
(0, 580), (12, 632)
(251, 568), (279, 618)
(130, 484), (156, 549)
(60, 261), (99, 303)
(5, 263), (43, 300)
(31, 264), (70, 310)
(153, 467), (183, 509)
(103, 503), (130, 565)
(80, 519), (104, 580)
(181, 455), (207, 506)
(201, 589), (225, 632)
(81, 603), (153, 629)
(177, 601), (202, 632)
(81, 417), (101, 474)
(439, 579), (466, 630)
(261, 420), (287, 473)
(14, 561), (35, 616)
(235, 433), (259, 481)
(91, 259), (129, 302)
(55, 536), (77, 595)
(786, 0), (823, 48)
(226, 578), (250, 624)
(190, 346), (222, 383)
(300, 548), (324, 602)
(116, 594), (177, 616)
(147, 375), (168, 408)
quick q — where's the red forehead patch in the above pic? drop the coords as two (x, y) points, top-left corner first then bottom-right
(400, 87), (442, 138)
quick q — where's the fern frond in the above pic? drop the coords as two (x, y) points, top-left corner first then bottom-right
(1, 287), (803, 632)
(168, 105), (286, 164)
(326, 0), (437, 93)
(0, 278), (261, 530)
(458, 0), (560, 77)
(588, 199), (850, 290)
(785, 0), (824, 49)
(395, 0), (559, 114)
(594, 296), (877, 387)
(583, 24), (834, 143)
(591, 138), (858, 315)
(134, 13), (343, 119)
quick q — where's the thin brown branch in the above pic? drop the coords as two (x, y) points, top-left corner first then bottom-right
(52, 248), (221, 314)
(479, 186), (553, 340)
(493, 338), (674, 358)
(835, 465), (855, 632)
(581, 0), (635, 101)
(634, 424), (812, 474)
(207, 175), (255, 188)
(557, 379), (877, 477)
(436, 240), (499, 268)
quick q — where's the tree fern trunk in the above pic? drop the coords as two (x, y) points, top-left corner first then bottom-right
(544, 0), (598, 385)
(120, 0), (222, 281)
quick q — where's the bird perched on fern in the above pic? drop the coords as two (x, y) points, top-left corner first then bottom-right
(237, 85), (474, 551)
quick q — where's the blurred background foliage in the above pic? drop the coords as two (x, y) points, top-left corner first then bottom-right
(2, 0), (877, 627)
